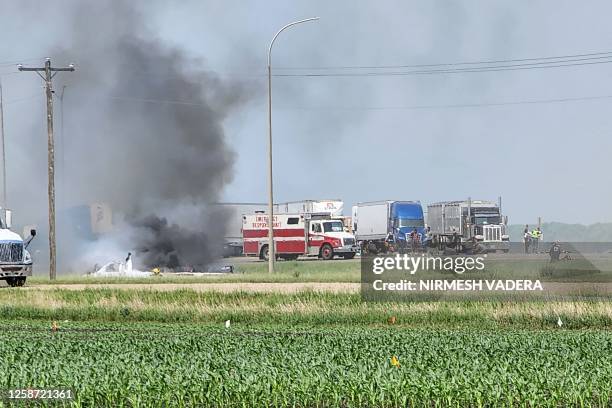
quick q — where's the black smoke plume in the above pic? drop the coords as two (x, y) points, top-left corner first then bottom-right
(133, 215), (213, 270)
(45, 2), (252, 269)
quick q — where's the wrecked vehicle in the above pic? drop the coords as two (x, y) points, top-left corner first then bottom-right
(88, 253), (153, 277)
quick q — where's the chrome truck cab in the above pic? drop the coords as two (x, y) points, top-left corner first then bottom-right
(469, 208), (510, 252)
(427, 199), (510, 254)
(463, 200), (510, 252)
(0, 209), (36, 287)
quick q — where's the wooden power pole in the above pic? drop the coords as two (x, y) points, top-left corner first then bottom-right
(18, 59), (75, 280)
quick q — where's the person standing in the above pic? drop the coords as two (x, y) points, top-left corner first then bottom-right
(531, 229), (540, 253)
(409, 228), (420, 253)
(423, 226), (432, 250)
(535, 227), (543, 253)
(523, 225), (531, 254)
(549, 241), (561, 263)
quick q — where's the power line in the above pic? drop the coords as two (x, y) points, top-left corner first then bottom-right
(6, 49), (612, 80)
(275, 49), (612, 70)
(274, 58), (612, 77)
(72, 49), (612, 80)
(0, 57), (46, 67)
(107, 95), (209, 106)
(275, 94), (612, 111)
(100, 92), (612, 110)
(0, 71), (22, 78)
(2, 93), (44, 105)
(90, 55), (612, 81)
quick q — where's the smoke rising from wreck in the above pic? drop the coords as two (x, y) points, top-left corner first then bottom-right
(133, 215), (215, 269)
(48, 3), (251, 270)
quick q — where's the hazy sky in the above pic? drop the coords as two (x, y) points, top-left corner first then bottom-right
(1, 0), (611, 226)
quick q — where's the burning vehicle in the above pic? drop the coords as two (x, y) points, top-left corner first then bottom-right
(88, 253), (153, 278)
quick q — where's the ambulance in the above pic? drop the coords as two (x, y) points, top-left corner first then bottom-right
(242, 213), (358, 260)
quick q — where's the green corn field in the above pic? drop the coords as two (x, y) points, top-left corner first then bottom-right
(0, 321), (610, 407)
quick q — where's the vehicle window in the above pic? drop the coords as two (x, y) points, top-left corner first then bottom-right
(474, 216), (500, 225)
(398, 218), (425, 228)
(287, 217), (299, 225)
(312, 223), (322, 233)
(323, 221), (344, 232)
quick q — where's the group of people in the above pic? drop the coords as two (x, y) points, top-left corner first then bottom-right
(385, 227), (432, 253)
(523, 225), (543, 254)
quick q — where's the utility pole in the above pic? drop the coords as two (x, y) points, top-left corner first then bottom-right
(58, 85), (66, 211)
(0, 78), (6, 208)
(18, 59), (75, 280)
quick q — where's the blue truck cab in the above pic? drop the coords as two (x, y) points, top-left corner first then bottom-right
(389, 201), (426, 245)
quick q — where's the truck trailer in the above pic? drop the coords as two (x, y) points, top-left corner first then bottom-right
(426, 198), (509, 253)
(242, 212), (357, 260)
(352, 201), (425, 254)
(274, 199), (344, 218)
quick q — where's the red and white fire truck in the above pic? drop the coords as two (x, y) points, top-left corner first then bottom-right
(242, 213), (358, 260)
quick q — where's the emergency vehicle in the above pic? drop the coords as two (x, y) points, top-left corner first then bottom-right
(242, 213), (358, 260)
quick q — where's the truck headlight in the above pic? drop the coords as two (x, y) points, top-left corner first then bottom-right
(501, 235), (510, 241)
(475, 235), (484, 241)
(24, 250), (32, 264)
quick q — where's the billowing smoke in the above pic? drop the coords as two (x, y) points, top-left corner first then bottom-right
(132, 215), (214, 269)
(37, 2), (253, 270)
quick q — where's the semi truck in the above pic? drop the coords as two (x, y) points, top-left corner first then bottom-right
(352, 201), (425, 254)
(242, 212), (358, 260)
(0, 209), (36, 287)
(426, 198), (509, 253)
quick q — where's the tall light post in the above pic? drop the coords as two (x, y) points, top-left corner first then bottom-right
(267, 17), (319, 274)
(0, 78), (6, 208)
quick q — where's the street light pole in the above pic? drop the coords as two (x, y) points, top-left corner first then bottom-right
(0, 78), (6, 208)
(267, 17), (319, 274)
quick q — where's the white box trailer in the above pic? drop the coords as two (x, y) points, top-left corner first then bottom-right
(275, 199), (343, 218)
(351, 201), (390, 241)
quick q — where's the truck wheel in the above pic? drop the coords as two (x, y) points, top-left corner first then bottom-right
(16, 277), (26, 287)
(260, 245), (269, 261)
(320, 244), (334, 260)
(6, 277), (24, 287)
